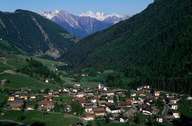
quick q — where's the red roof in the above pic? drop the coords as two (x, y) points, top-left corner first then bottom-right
(93, 107), (106, 113)
(75, 97), (86, 103)
(82, 113), (95, 118)
(41, 98), (53, 106)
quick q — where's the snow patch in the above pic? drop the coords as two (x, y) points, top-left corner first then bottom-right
(80, 11), (123, 21)
(41, 10), (60, 19)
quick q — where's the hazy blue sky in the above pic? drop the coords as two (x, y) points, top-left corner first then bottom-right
(0, 0), (153, 15)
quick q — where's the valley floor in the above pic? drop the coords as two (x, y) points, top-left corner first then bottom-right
(0, 84), (192, 126)
(0, 55), (191, 126)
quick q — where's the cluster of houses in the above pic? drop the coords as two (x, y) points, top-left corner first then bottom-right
(6, 84), (183, 124)
(73, 84), (182, 123)
(7, 90), (55, 112)
(7, 90), (33, 111)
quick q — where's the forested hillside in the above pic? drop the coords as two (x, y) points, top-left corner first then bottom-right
(65, 0), (192, 94)
(0, 10), (76, 58)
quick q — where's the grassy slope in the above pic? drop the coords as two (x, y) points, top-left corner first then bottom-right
(0, 111), (80, 126)
(0, 73), (59, 90)
(0, 54), (74, 90)
(0, 40), (21, 54)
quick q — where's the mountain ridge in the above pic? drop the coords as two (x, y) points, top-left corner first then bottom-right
(0, 9), (76, 58)
(66, 0), (192, 80)
(41, 10), (127, 38)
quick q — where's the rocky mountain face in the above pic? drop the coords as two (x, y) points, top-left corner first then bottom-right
(41, 10), (126, 38)
(0, 10), (76, 58)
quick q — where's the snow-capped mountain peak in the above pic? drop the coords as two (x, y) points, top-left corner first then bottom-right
(80, 11), (123, 21)
(41, 10), (60, 19)
(41, 10), (128, 38)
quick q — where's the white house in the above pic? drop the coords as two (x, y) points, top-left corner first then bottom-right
(74, 84), (81, 87)
(45, 79), (49, 83)
(106, 92), (115, 96)
(91, 99), (97, 104)
(85, 106), (93, 113)
(137, 87), (142, 91)
(72, 89), (78, 93)
(120, 118), (128, 123)
(173, 113), (180, 119)
(26, 107), (34, 111)
(8, 96), (15, 101)
(106, 106), (121, 114)
(131, 93), (136, 97)
(187, 97), (192, 101)
(142, 110), (152, 116)
(103, 87), (108, 91)
(81, 74), (88, 77)
(108, 99), (114, 103)
(171, 105), (178, 110)
(154, 91), (160, 97)
(82, 114), (95, 121)
(30, 96), (36, 99)
(144, 85), (150, 89)
(63, 88), (69, 93)
(170, 99), (179, 104)
(98, 84), (103, 90)
(156, 118), (163, 123)
(76, 92), (85, 98)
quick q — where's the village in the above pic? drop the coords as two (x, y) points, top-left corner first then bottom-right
(3, 83), (189, 125)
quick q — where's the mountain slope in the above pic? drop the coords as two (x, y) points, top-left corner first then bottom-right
(41, 10), (125, 38)
(67, 0), (192, 80)
(0, 54), (69, 90)
(0, 39), (22, 54)
(0, 10), (76, 58)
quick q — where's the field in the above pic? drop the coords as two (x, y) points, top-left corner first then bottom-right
(0, 111), (80, 126)
(0, 56), (24, 73)
(79, 75), (102, 88)
(87, 120), (130, 126)
(80, 78), (99, 88)
(0, 73), (59, 90)
(0, 63), (13, 73)
(0, 54), (76, 90)
(34, 57), (65, 71)
(0, 54), (103, 90)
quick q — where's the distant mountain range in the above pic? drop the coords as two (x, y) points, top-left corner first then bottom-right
(41, 10), (128, 38)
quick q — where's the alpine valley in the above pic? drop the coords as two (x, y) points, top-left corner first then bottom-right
(63, 0), (192, 93)
(0, 0), (192, 126)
